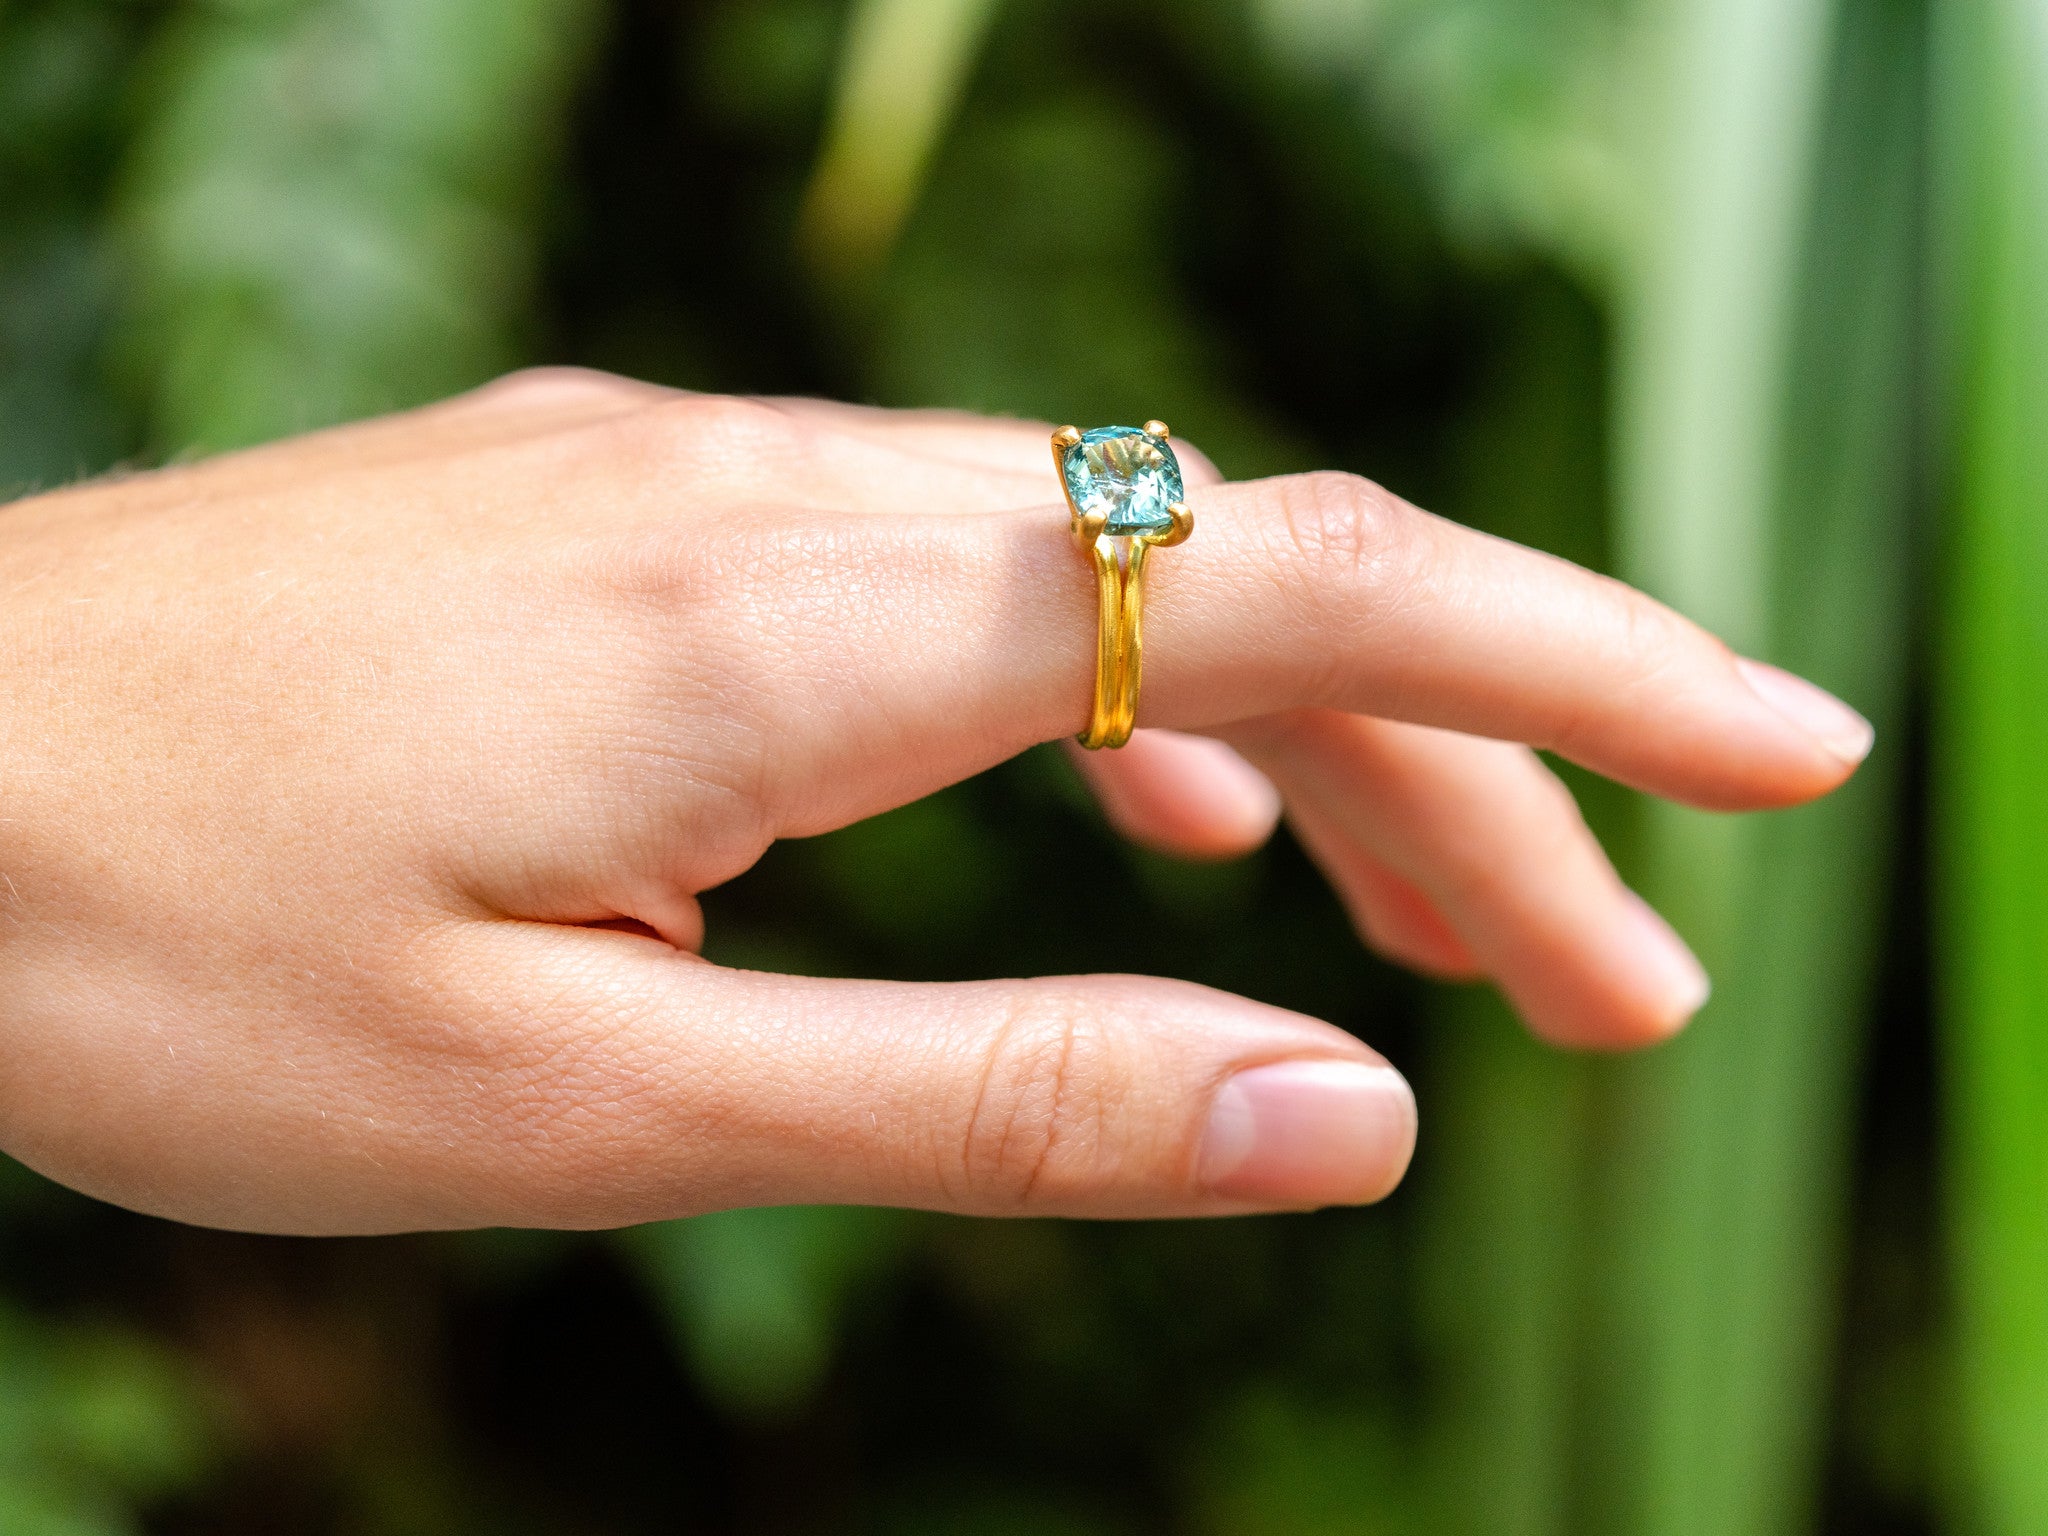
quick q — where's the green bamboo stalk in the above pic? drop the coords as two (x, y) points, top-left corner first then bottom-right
(1595, 0), (1921, 1530)
(1411, 278), (1615, 1536)
(1422, 1), (1921, 1531)
(797, 0), (1003, 290)
(1937, 0), (2048, 1528)
(1616, 0), (1839, 661)
(1419, 999), (1589, 1536)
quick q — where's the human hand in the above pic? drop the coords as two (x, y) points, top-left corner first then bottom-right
(0, 372), (1870, 1233)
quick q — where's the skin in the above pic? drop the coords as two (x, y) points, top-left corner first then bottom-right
(0, 371), (1872, 1235)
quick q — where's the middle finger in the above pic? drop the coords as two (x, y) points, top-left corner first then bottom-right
(1230, 709), (1709, 1048)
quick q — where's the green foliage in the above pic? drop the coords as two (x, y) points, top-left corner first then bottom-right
(1249, 0), (1636, 283)
(1499, 1), (1922, 1532)
(799, 0), (1002, 285)
(867, 1480), (1134, 1536)
(623, 1206), (910, 1420)
(0, 0), (142, 495)
(1187, 1389), (1408, 1535)
(118, 0), (604, 452)
(0, 1303), (216, 1535)
(871, 88), (1308, 476)
(1937, 0), (2048, 1528)
(807, 793), (1011, 947)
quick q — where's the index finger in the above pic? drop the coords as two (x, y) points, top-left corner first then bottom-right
(1147, 472), (1872, 806)
(658, 468), (1868, 835)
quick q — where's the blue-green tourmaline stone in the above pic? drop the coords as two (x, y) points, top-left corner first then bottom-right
(1062, 426), (1183, 536)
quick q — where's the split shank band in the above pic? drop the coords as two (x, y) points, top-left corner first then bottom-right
(1052, 421), (1194, 751)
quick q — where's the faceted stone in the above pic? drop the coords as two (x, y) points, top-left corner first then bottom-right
(1062, 426), (1184, 536)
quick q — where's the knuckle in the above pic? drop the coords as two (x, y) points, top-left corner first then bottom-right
(559, 393), (811, 510)
(961, 992), (1128, 1209)
(1257, 473), (1423, 700)
(643, 392), (809, 474)
(1273, 470), (1416, 588)
(1548, 577), (1696, 757)
(1608, 576), (1679, 662)
(480, 365), (649, 411)
(580, 515), (733, 610)
(1620, 587), (1705, 692)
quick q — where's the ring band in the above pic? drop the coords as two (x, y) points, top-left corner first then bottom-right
(1052, 421), (1194, 750)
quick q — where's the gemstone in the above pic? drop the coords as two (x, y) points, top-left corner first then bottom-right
(1062, 426), (1184, 536)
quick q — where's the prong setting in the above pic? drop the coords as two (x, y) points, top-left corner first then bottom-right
(1051, 425), (1087, 532)
(1059, 422), (1184, 543)
(1057, 419), (1191, 751)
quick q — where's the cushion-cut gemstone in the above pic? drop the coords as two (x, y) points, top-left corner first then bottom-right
(1062, 426), (1184, 536)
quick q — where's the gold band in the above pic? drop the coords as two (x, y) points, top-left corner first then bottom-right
(1080, 536), (1150, 749)
(1053, 421), (1193, 751)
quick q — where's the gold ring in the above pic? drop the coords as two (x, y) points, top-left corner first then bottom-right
(1052, 421), (1194, 750)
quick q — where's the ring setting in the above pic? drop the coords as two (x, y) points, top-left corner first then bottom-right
(1052, 421), (1193, 750)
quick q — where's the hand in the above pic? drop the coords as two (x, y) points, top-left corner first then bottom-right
(0, 372), (1870, 1234)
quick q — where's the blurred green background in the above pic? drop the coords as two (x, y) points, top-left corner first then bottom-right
(2, 0), (2045, 1531)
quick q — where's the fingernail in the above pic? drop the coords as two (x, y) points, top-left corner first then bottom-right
(1736, 658), (1874, 767)
(1199, 1058), (1417, 1208)
(1620, 890), (1712, 1035)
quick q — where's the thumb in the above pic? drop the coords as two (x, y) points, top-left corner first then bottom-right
(432, 924), (1417, 1228)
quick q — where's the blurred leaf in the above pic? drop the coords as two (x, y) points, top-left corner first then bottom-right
(694, 0), (844, 136)
(0, 1304), (217, 1534)
(1595, 0), (1920, 1529)
(1121, 845), (1264, 926)
(872, 89), (1308, 476)
(870, 1478), (1132, 1536)
(0, 1156), (68, 1221)
(1614, 0), (1836, 657)
(1188, 1387), (1409, 1536)
(1250, 0), (1637, 286)
(439, 1225), (581, 1289)
(805, 789), (1011, 946)
(1937, 0), (2048, 1528)
(0, 2), (134, 183)
(117, 0), (604, 452)
(622, 1205), (910, 1420)
(798, 0), (1002, 288)
(1414, 2), (1923, 1534)
(1406, 278), (1612, 1536)
(0, 224), (125, 495)
(0, 0), (148, 494)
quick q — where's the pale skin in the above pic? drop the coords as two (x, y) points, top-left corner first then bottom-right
(0, 370), (1872, 1235)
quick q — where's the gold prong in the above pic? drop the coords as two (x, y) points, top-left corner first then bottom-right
(1154, 502), (1194, 547)
(1144, 419), (1170, 440)
(1073, 508), (1108, 550)
(1051, 427), (1085, 519)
